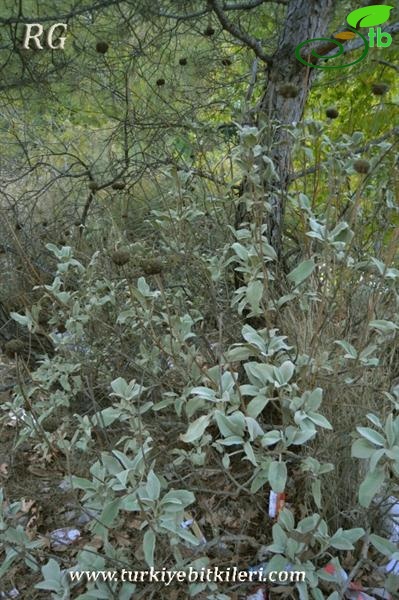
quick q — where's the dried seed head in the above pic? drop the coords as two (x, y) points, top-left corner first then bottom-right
(111, 250), (130, 266)
(371, 82), (389, 96)
(353, 159), (370, 174)
(96, 41), (109, 54)
(326, 107), (339, 119)
(88, 181), (98, 191)
(140, 258), (163, 275)
(112, 181), (126, 190)
(156, 78), (165, 86)
(204, 26), (215, 36)
(278, 83), (299, 98)
(4, 339), (25, 357)
(179, 57), (187, 66)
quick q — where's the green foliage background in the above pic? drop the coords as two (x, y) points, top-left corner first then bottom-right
(0, 1), (398, 599)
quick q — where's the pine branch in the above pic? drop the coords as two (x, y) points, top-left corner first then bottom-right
(154, 0), (286, 20)
(207, 0), (273, 64)
(323, 21), (399, 58)
(0, 0), (121, 25)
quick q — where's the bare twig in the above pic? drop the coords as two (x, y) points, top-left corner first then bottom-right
(207, 0), (273, 65)
(245, 58), (259, 103)
(373, 58), (399, 73)
(341, 535), (370, 597)
(323, 21), (399, 58)
(0, 0), (122, 25)
(153, 0), (287, 21)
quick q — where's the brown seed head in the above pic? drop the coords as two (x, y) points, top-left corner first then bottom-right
(371, 82), (389, 96)
(279, 83), (299, 98)
(96, 41), (109, 54)
(140, 258), (164, 275)
(5, 339), (25, 357)
(111, 250), (130, 266)
(326, 107), (339, 119)
(204, 26), (215, 36)
(112, 181), (126, 190)
(353, 159), (370, 175)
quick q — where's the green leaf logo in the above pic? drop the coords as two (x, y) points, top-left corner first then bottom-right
(347, 5), (393, 28)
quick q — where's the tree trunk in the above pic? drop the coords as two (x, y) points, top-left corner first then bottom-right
(246, 0), (337, 257)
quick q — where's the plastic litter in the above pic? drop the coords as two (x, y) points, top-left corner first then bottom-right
(49, 527), (80, 550)
(247, 563), (267, 583)
(182, 512), (206, 544)
(247, 588), (267, 600)
(381, 495), (399, 577)
(323, 562), (348, 584)
(181, 518), (194, 529)
(368, 589), (392, 600)
(268, 491), (285, 518)
(6, 408), (27, 427)
(324, 562), (394, 600)
(52, 331), (90, 354)
(0, 589), (19, 599)
(348, 591), (393, 600)
(248, 563), (267, 574)
(383, 496), (399, 543)
(385, 556), (399, 576)
(58, 478), (72, 491)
